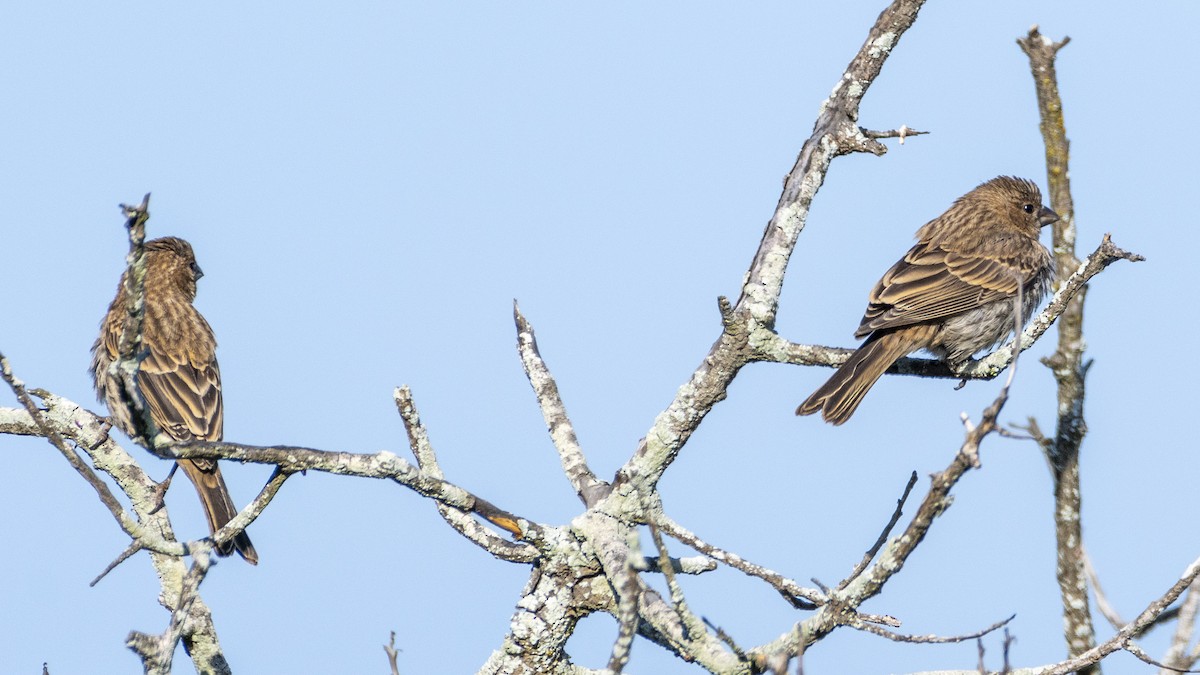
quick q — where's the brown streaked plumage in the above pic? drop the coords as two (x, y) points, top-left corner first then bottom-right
(91, 237), (257, 564)
(796, 176), (1058, 425)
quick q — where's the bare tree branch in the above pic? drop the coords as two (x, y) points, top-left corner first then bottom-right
(513, 301), (608, 506)
(648, 524), (710, 653)
(384, 631), (401, 675)
(850, 613), (1014, 644)
(1083, 547), (1129, 631)
(605, 532), (640, 674)
(616, 0), (929, 492)
(1161, 580), (1200, 672)
(655, 511), (824, 609)
(751, 354), (1023, 662)
(0, 362), (179, 555)
(394, 386), (539, 563)
(0, 373), (230, 672)
(643, 555), (717, 576)
(126, 551), (215, 675)
(1018, 25), (1102, 672)
(167, 436), (546, 544)
(838, 471), (919, 590)
(860, 124), (927, 143)
(1042, 555), (1200, 675)
(905, 552), (1200, 675)
(108, 194), (169, 450)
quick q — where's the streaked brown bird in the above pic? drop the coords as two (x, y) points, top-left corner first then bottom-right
(796, 176), (1057, 425)
(91, 237), (258, 564)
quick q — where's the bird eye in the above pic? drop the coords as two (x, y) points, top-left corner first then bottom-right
(1022, 204), (1035, 214)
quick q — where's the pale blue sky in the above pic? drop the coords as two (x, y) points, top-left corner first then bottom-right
(2, 2), (1195, 673)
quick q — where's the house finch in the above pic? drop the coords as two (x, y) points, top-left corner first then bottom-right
(91, 237), (257, 564)
(796, 176), (1058, 425)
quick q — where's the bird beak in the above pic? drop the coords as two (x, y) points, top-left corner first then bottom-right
(1038, 206), (1060, 227)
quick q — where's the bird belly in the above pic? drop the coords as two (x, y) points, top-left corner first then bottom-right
(929, 299), (1019, 367)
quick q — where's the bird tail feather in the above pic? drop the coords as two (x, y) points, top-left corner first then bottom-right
(795, 332), (924, 425)
(178, 459), (259, 565)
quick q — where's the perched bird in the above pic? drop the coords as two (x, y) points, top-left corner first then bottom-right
(796, 176), (1058, 425)
(91, 237), (257, 564)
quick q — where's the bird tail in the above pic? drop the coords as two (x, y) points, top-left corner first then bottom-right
(178, 459), (259, 565)
(795, 331), (925, 425)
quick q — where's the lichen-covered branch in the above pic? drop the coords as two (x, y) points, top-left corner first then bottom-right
(0, 360), (172, 553)
(165, 436), (543, 545)
(617, 0), (928, 493)
(513, 302), (607, 506)
(109, 194), (166, 449)
(655, 512), (824, 608)
(1017, 25), (1097, 671)
(753, 373), (1016, 663)
(902, 554), (1200, 675)
(126, 551), (215, 675)
(1159, 578), (1200, 671)
(0, 376), (228, 673)
(482, 4), (937, 668)
(394, 386), (539, 563)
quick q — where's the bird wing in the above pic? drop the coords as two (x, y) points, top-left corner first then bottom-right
(854, 242), (1026, 338)
(137, 346), (224, 448)
(138, 344), (253, 560)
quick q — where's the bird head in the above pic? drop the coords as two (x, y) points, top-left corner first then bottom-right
(145, 237), (204, 300)
(977, 175), (1058, 237)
